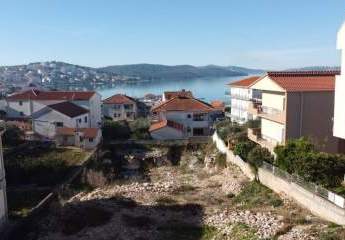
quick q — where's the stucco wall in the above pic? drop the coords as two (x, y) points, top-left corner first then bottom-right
(286, 91), (339, 153)
(261, 118), (285, 143)
(262, 92), (285, 111)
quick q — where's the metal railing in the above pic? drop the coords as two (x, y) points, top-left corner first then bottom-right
(261, 161), (345, 208)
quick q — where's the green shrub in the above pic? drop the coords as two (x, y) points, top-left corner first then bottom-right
(102, 120), (130, 140)
(128, 118), (151, 140)
(247, 146), (274, 170)
(233, 141), (256, 160)
(3, 125), (24, 146)
(215, 153), (227, 169)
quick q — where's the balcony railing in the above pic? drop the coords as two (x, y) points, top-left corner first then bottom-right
(248, 128), (278, 153)
(230, 93), (251, 101)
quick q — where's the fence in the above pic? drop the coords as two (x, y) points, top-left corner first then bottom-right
(261, 161), (345, 209)
(212, 131), (345, 225)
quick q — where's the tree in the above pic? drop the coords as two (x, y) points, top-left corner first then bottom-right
(247, 146), (274, 169)
(2, 125), (24, 146)
(102, 120), (130, 141)
(128, 118), (151, 140)
(233, 141), (256, 160)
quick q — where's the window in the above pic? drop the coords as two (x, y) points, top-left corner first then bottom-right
(19, 101), (23, 106)
(113, 104), (121, 110)
(78, 118), (82, 123)
(187, 114), (191, 118)
(124, 104), (133, 110)
(56, 122), (63, 127)
(19, 112), (24, 116)
(187, 127), (191, 133)
(84, 116), (88, 123)
(193, 113), (206, 121)
(193, 128), (204, 136)
(89, 138), (94, 142)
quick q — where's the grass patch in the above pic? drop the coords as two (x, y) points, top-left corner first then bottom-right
(230, 222), (259, 240)
(233, 181), (283, 209)
(59, 204), (113, 235)
(158, 222), (217, 240)
(5, 147), (87, 186)
(155, 196), (178, 205)
(215, 153), (227, 169)
(172, 184), (197, 194)
(8, 189), (51, 219)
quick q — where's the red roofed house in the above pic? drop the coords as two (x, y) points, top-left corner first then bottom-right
(247, 71), (343, 153)
(6, 89), (102, 128)
(228, 76), (262, 124)
(31, 101), (101, 148)
(162, 89), (193, 101)
(102, 94), (138, 121)
(149, 95), (219, 140)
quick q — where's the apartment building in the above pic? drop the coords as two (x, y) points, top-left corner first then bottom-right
(149, 95), (219, 140)
(228, 76), (261, 124)
(6, 89), (102, 127)
(247, 71), (341, 153)
(334, 22), (345, 140)
(102, 94), (138, 121)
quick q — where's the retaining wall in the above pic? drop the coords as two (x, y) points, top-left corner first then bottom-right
(212, 132), (345, 225)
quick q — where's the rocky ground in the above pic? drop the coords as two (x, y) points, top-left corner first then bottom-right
(27, 145), (342, 240)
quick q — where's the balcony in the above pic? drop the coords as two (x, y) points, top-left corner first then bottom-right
(248, 128), (278, 153)
(248, 101), (262, 115)
(260, 106), (285, 124)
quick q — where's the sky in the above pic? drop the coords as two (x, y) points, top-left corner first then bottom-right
(0, 0), (344, 70)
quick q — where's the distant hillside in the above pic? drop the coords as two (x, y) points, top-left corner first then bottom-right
(99, 64), (264, 80)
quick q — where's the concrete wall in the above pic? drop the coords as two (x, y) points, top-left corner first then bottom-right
(286, 91), (339, 153)
(151, 126), (184, 140)
(262, 92), (285, 111)
(261, 118), (285, 144)
(212, 132), (345, 225)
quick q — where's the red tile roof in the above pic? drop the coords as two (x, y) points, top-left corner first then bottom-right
(7, 89), (96, 101)
(266, 71), (340, 92)
(149, 119), (184, 132)
(103, 94), (136, 104)
(56, 127), (99, 138)
(228, 76), (261, 88)
(48, 102), (89, 118)
(152, 96), (215, 112)
(163, 90), (193, 100)
(211, 100), (225, 111)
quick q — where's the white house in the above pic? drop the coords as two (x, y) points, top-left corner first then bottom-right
(334, 22), (345, 140)
(228, 76), (262, 124)
(6, 89), (102, 128)
(32, 101), (90, 139)
(149, 95), (220, 140)
(102, 94), (138, 121)
(55, 127), (102, 149)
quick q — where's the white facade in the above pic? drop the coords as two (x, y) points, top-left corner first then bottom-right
(151, 109), (217, 140)
(230, 86), (260, 123)
(102, 102), (137, 121)
(334, 22), (345, 139)
(6, 93), (102, 128)
(261, 118), (285, 144)
(33, 109), (90, 139)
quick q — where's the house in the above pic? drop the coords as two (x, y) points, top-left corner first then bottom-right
(6, 89), (102, 127)
(32, 101), (90, 139)
(102, 94), (139, 121)
(334, 22), (345, 141)
(247, 71), (342, 153)
(162, 89), (193, 101)
(149, 95), (219, 140)
(55, 127), (102, 149)
(227, 76), (261, 124)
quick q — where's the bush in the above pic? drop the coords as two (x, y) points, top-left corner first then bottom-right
(247, 146), (274, 170)
(2, 125), (24, 146)
(246, 119), (260, 129)
(233, 141), (256, 160)
(128, 118), (151, 140)
(102, 120), (130, 140)
(215, 120), (247, 144)
(274, 138), (345, 188)
(215, 153), (227, 169)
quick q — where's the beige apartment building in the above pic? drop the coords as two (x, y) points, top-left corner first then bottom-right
(247, 71), (343, 153)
